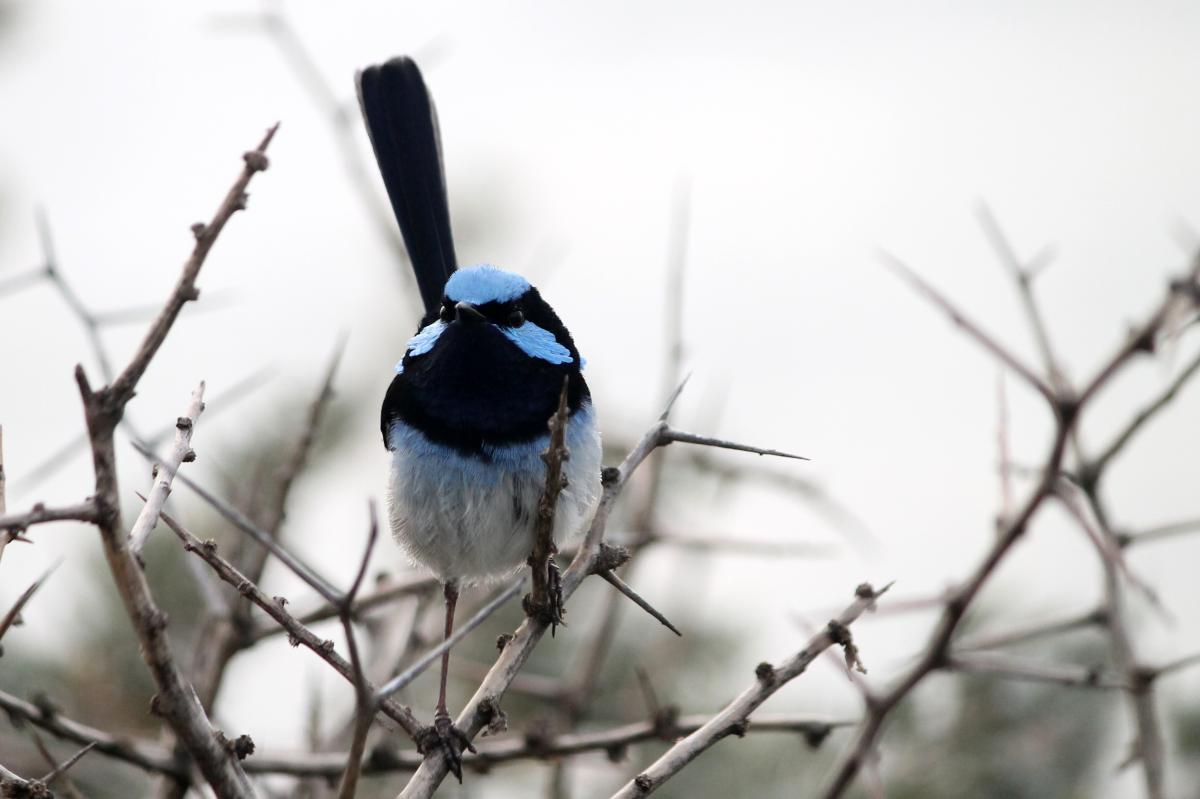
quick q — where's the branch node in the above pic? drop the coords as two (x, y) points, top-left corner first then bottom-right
(755, 661), (776, 685)
(593, 542), (631, 573)
(803, 723), (834, 750)
(242, 150), (270, 172)
(1056, 395), (1080, 428)
(606, 742), (629, 763)
(29, 693), (58, 720)
(146, 608), (169, 633)
(652, 705), (680, 738)
(827, 619), (868, 674)
(477, 697), (508, 737)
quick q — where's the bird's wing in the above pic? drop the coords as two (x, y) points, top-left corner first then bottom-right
(357, 57), (458, 317)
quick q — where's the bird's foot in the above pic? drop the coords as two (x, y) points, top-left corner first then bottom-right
(417, 710), (476, 783)
(523, 551), (567, 634)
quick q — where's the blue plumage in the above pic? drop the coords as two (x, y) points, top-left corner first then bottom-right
(501, 319), (574, 365)
(444, 264), (530, 305)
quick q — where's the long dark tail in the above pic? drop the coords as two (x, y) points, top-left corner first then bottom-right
(357, 57), (457, 317)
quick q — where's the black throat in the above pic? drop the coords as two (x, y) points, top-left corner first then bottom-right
(381, 300), (589, 456)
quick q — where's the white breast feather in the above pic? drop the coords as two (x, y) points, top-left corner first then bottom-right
(385, 404), (602, 583)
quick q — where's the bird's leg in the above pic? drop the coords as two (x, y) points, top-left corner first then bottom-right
(417, 580), (476, 782)
(436, 580), (458, 717)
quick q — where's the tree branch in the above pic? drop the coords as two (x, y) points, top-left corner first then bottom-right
(157, 505), (424, 739)
(609, 583), (889, 798)
(128, 383), (205, 556)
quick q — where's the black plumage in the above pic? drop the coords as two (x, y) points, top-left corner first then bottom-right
(380, 288), (590, 455)
(357, 57), (458, 318)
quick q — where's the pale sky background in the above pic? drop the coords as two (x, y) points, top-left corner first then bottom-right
(2, 2), (1200, 796)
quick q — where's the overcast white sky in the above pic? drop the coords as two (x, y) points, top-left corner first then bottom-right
(2, 2), (1200, 795)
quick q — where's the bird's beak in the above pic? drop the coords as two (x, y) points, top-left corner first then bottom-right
(454, 301), (486, 324)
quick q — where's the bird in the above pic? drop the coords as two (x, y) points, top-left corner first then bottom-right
(357, 56), (602, 778)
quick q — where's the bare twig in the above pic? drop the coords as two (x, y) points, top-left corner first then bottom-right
(129, 383), (206, 556)
(0, 562), (58, 641)
(597, 569), (681, 636)
(527, 379), (571, 630)
(158, 505), (424, 738)
(955, 607), (1105, 652)
(38, 208), (116, 382)
(996, 374), (1014, 518)
(0, 501), (98, 535)
(335, 506), (380, 799)
(1123, 517), (1200, 548)
(609, 583), (889, 798)
(0, 688), (185, 778)
(132, 441), (342, 604)
(104, 126), (277, 408)
(1092, 345), (1200, 476)
(1054, 487), (1162, 609)
(244, 714), (853, 778)
(659, 428), (808, 461)
(976, 203), (1062, 386)
(943, 653), (1127, 690)
(879, 250), (1057, 403)
(37, 739), (96, 794)
(1151, 651), (1200, 680)
(249, 570), (439, 642)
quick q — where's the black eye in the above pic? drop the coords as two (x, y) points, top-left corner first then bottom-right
(439, 303), (453, 322)
(507, 309), (525, 326)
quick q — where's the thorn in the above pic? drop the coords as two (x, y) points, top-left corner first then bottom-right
(598, 569), (681, 636)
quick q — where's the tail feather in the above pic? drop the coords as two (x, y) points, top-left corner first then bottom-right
(357, 57), (457, 317)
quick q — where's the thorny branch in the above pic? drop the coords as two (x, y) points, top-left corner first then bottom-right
(610, 583), (890, 798)
(526, 379), (571, 631)
(1, 125), (280, 799)
(128, 383), (206, 557)
(818, 240), (1200, 798)
(158, 506), (424, 738)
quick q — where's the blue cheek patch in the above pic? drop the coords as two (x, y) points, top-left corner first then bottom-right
(445, 265), (530, 305)
(394, 317), (575, 373)
(395, 320), (447, 374)
(502, 321), (574, 365)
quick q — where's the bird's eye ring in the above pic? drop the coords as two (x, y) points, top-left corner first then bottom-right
(507, 309), (525, 327)
(439, 304), (454, 322)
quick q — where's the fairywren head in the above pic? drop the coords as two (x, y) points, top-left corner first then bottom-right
(398, 264), (582, 374)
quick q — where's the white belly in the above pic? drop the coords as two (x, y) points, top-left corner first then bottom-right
(385, 403), (602, 583)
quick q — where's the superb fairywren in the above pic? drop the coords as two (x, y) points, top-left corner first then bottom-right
(357, 57), (601, 775)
